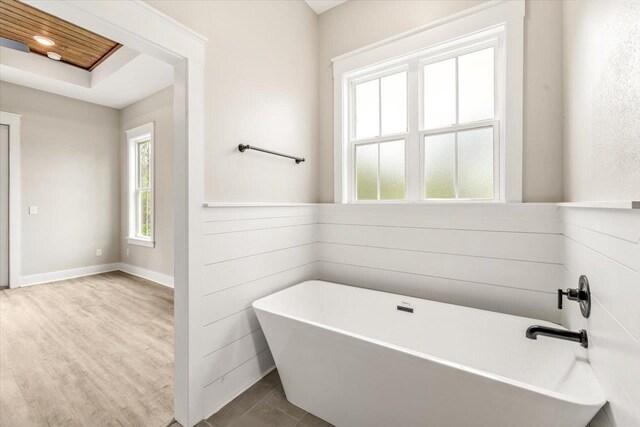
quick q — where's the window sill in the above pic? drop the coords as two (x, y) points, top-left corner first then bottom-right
(127, 237), (155, 248)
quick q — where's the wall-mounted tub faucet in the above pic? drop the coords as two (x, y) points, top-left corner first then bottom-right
(526, 325), (589, 348)
(557, 275), (591, 318)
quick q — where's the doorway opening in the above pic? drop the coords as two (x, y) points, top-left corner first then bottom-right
(0, 1), (206, 426)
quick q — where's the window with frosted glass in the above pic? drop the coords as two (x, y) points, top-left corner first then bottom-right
(379, 140), (405, 200)
(422, 47), (496, 199)
(355, 140), (405, 201)
(352, 70), (407, 201)
(346, 37), (501, 203)
(424, 133), (455, 198)
(424, 128), (493, 199)
(355, 143), (378, 200)
(354, 71), (407, 140)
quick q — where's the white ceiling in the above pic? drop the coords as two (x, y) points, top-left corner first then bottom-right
(305, 0), (347, 15)
(0, 45), (174, 109)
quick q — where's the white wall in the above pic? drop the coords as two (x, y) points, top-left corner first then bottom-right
(120, 86), (174, 277)
(316, 203), (563, 322)
(145, 0), (319, 203)
(201, 205), (317, 416)
(563, 0), (640, 202)
(317, 0), (564, 203)
(560, 2), (640, 420)
(561, 208), (640, 427)
(0, 82), (121, 279)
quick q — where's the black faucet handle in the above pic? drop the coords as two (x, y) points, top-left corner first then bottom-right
(558, 287), (585, 309)
(557, 288), (566, 309)
(557, 276), (592, 318)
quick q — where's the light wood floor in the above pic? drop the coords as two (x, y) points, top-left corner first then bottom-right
(0, 271), (174, 427)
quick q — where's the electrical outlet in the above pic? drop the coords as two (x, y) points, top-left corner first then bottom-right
(29, 206), (38, 215)
(126, 248), (130, 256)
(96, 249), (102, 257)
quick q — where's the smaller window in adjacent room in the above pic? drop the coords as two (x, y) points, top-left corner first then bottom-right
(126, 123), (154, 247)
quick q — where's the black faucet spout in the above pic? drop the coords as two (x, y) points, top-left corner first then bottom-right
(526, 325), (588, 348)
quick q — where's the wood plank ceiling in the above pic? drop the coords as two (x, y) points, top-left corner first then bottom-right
(0, 0), (122, 70)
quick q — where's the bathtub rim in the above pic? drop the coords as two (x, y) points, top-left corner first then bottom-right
(253, 280), (607, 408)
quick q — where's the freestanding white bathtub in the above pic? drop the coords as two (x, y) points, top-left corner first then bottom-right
(253, 280), (605, 427)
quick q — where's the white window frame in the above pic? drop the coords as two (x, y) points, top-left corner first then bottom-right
(333, 0), (524, 203)
(418, 38), (501, 201)
(126, 122), (155, 247)
(348, 65), (410, 202)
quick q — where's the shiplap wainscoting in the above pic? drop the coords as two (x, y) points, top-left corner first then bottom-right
(202, 203), (639, 426)
(201, 203), (564, 418)
(317, 203), (564, 322)
(561, 208), (640, 427)
(201, 205), (318, 417)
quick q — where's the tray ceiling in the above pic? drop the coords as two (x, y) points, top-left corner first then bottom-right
(0, 0), (121, 70)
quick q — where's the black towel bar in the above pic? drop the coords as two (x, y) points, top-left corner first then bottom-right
(238, 144), (305, 164)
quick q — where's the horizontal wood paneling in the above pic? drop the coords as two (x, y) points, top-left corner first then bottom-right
(317, 203), (562, 233)
(561, 208), (640, 427)
(203, 244), (316, 295)
(563, 233), (640, 340)
(202, 308), (260, 357)
(204, 225), (316, 265)
(319, 223), (562, 263)
(201, 207), (317, 416)
(563, 216), (640, 273)
(561, 208), (640, 243)
(203, 329), (269, 387)
(317, 262), (558, 321)
(317, 243), (562, 294)
(204, 215), (316, 235)
(202, 263), (316, 326)
(203, 205), (317, 222)
(315, 204), (563, 323)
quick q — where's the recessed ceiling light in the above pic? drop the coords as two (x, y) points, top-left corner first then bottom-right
(47, 52), (61, 61)
(34, 35), (55, 46)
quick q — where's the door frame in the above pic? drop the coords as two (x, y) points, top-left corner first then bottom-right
(23, 1), (208, 426)
(0, 112), (20, 289)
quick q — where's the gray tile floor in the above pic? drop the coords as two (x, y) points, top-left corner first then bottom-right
(171, 369), (333, 427)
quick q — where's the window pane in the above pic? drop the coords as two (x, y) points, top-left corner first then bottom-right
(139, 190), (152, 237)
(380, 140), (405, 200)
(138, 140), (150, 189)
(458, 127), (494, 199)
(424, 133), (455, 199)
(458, 47), (494, 123)
(355, 143), (378, 200)
(355, 79), (379, 139)
(381, 71), (407, 135)
(423, 58), (456, 129)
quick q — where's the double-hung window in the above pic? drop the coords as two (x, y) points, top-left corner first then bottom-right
(334, 1), (524, 203)
(126, 123), (154, 247)
(421, 43), (498, 200)
(351, 68), (408, 200)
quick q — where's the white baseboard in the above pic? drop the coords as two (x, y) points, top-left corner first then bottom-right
(117, 263), (174, 288)
(20, 263), (120, 287)
(19, 263), (174, 288)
